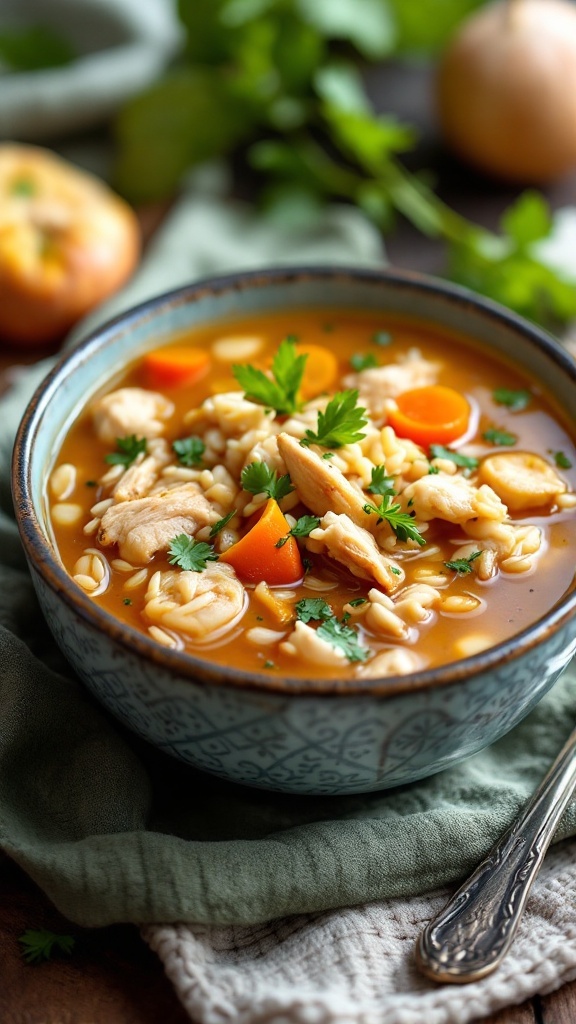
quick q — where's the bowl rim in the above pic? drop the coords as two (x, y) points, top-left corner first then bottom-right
(12, 264), (576, 698)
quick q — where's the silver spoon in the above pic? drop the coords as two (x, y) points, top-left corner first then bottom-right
(416, 723), (576, 984)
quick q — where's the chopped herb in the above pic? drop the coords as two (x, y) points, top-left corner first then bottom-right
(482, 427), (517, 447)
(350, 352), (378, 371)
(123, 598), (132, 606)
(85, 480), (97, 487)
(553, 450), (573, 469)
(173, 435), (205, 467)
(241, 461), (294, 501)
(295, 598), (333, 623)
(209, 510), (236, 537)
(429, 444), (479, 469)
(18, 929), (75, 966)
(256, 615), (264, 621)
(322, 452), (334, 460)
(276, 514), (320, 548)
(493, 387), (532, 411)
(367, 465), (395, 497)
(444, 551), (482, 575)
(317, 616), (370, 663)
(428, 464), (440, 475)
(372, 331), (392, 347)
(301, 389), (368, 449)
(11, 177), (36, 196)
(341, 611), (351, 623)
(232, 336), (306, 415)
(168, 534), (218, 572)
(407, 498), (414, 508)
(264, 660), (275, 669)
(302, 557), (313, 573)
(363, 496), (426, 546)
(390, 566), (402, 575)
(104, 435), (147, 468)
(349, 597), (367, 608)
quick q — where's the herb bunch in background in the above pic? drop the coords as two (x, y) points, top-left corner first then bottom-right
(115, 0), (576, 329)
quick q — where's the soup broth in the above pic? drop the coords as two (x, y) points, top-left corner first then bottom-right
(48, 310), (576, 679)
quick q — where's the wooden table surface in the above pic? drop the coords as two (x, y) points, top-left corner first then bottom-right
(2, 61), (576, 1024)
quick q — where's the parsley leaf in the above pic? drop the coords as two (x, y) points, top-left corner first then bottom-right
(482, 427), (517, 447)
(444, 551), (482, 575)
(350, 352), (378, 371)
(301, 389), (368, 448)
(232, 336), (306, 415)
(104, 435), (147, 468)
(553, 450), (573, 469)
(349, 597), (367, 607)
(295, 598), (334, 623)
(429, 444), (479, 469)
(241, 461), (294, 501)
(363, 495), (426, 546)
(18, 929), (75, 965)
(367, 465), (395, 497)
(173, 435), (205, 467)
(276, 514), (320, 548)
(493, 387), (532, 411)
(168, 534), (218, 572)
(209, 510), (237, 537)
(317, 616), (370, 663)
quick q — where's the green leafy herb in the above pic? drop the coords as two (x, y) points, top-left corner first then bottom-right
(553, 450), (573, 469)
(209, 510), (237, 537)
(276, 514), (320, 547)
(241, 461), (294, 501)
(317, 616), (370, 663)
(428, 464), (440, 474)
(372, 330), (392, 346)
(173, 435), (205, 467)
(363, 495), (426, 546)
(429, 444), (479, 470)
(264, 660), (275, 669)
(367, 465), (395, 497)
(493, 387), (532, 412)
(0, 26), (75, 72)
(295, 597), (333, 623)
(349, 597), (367, 607)
(104, 435), (147, 468)
(232, 336), (306, 415)
(11, 177), (36, 197)
(350, 352), (378, 371)
(301, 389), (368, 448)
(482, 428), (517, 447)
(322, 451), (334, 459)
(168, 534), (218, 571)
(390, 566), (402, 575)
(18, 929), (75, 965)
(123, 598), (132, 606)
(444, 550), (482, 575)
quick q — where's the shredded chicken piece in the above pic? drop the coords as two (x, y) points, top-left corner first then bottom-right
(91, 387), (174, 443)
(343, 352), (440, 421)
(463, 520), (542, 565)
(144, 563), (247, 639)
(98, 483), (220, 563)
(478, 452), (566, 511)
(279, 620), (348, 667)
(402, 472), (508, 524)
(365, 583), (440, 639)
(306, 511), (404, 592)
(356, 647), (424, 678)
(112, 439), (172, 502)
(276, 432), (370, 527)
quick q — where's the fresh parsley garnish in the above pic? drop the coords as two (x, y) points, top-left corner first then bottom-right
(493, 387), (531, 411)
(232, 336), (306, 415)
(104, 435), (147, 468)
(350, 352), (378, 371)
(18, 929), (75, 965)
(241, 461), (294, 501)
(209, 510), (236, 537)
(168, 534), (218, 571)
(444, 551), (482, 575)
(429, 445), (479, 470)
(482, 428), (517, 447)
(264, 660), (275, 669)
(276, 515), (320, 548)
(390, 566), (401, 575)
(553, 450), (573, 469)
(317, 617), (370, 663)
(363, 496), (426, 546)
(300, 389), (368, 449)
(295, 598), (333, 623)
(372, 331), (392, 346)
(123, 598), (132, 606)
(172, 435), (205, 467)
(367, 465), (395, 497)
(428, 464), (440, 475)
(349, 597), (367, 607)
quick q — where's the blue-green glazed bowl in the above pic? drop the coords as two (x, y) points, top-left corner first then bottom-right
(12, 267), (576, 795)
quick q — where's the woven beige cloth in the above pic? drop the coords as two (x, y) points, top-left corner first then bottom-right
(145, 839), (576, 1024)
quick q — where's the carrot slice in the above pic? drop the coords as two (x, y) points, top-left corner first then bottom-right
(144, 345), (211, 388)
(296, 343), (338, 400)
(388, 385), (470, 446)
(220, 498), (303, 585)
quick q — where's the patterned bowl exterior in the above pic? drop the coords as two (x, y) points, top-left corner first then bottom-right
(13, 267), (576, 794)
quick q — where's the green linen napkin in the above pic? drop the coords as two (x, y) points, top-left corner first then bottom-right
(1, 175), (575, 930)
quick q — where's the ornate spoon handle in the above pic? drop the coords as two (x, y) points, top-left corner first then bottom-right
(416, 724), (576, 984)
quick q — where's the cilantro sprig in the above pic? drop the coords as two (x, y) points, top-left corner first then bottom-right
(104, 435), (147, 468)
(367, 465), (395, 497)
(482, 428), (517, 447)
(492, 388), (532, 412)
(444, 551), (482, 575)
(429, 445), (479, 470)
(276, 515), (320, 548)
(295, 598), (370, 662)
(363, 495), (426, 546)
(18, 929), (75, 965)
(232, 336), (306, 416)
(168, 535), (218, 571)
(173, 435), (205, 467)
(295, 598), (333, 623)
(552, 450), (573, 469)
(350, 352), (378, 371)
(241, 462), (294, 501)
(300, 389), (368, 449)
